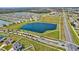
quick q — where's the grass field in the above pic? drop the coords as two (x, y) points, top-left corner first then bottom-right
(0, 15), (66, 51)
(0, 42), (3, 46)
(3, 44), (12, 51)
(60, 16), (66, 41)
(18, 37), (65, 51)
(39, 15), (65, 41)
(3, 32), (65, 51)
(5, 15), (60, 40)
(42, 30), (59, 40)
(40, 15), (60, 24)
(6, 21), (28, 30)
(18, 38), (59, 51)
(6, 15), (65, 40)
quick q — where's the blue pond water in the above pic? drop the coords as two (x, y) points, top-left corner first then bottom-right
(21, 22), (57, 33)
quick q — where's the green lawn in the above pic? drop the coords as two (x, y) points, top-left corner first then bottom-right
(3, 44), (12, 51)
(59, 17), (66, 41)
(40, 15), (61, 24)
(0, 32), (7, 36)
(42, 30), (59, 40)
(0, 15), (66, 51)
(18, 38), (33, 50)
(5, 21), (28, 30)
(19, 37), (64, 51)
(3, 32), (64, 51)
(5, 15), (60, 40)
(7, 33), (65, 51)
(0, 42), (2, 46)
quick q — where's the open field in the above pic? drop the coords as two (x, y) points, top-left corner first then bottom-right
(3, 44), (12, 51)
(6, 21), (28, 30)
(0, 12), (67, 51)
(4, 15), (61, 40)
(38, 15), (65, 41)
(0, 31), (65, 51)
(1, 7), (79, 51)
(8, 33), (65, 51)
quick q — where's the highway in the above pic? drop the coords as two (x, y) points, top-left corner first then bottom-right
(1, 27), (79, 51)
(0, 28), (66, 50)
(63, 11), (79, 51)
(25, 33), (66, 49)
(0, 15), (79, 51)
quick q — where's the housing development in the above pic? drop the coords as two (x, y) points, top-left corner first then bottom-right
(0, 7), (79, 51)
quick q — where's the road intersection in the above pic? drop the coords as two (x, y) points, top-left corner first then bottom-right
(0, 26), (79, 51)
(63, 10), (79, 51)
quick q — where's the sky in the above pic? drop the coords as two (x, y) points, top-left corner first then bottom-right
(0, 0), (78, 7)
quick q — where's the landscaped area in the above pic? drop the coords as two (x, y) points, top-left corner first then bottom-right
(0, 14), (64, 51)
(0, 7), (79, 51)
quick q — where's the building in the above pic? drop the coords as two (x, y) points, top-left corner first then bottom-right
(13, 42), (23, 51)
(4, 38), (13, 45)
(71, 21), (78, 29)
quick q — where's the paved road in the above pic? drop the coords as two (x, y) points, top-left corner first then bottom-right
(0, 27), (79, 51)
(0, 22), (79, 51)
(0, 29), (66, 50)
(63, 11), (79, 51)
(24, 33), (66, 49)
(63, 12), (73, 42)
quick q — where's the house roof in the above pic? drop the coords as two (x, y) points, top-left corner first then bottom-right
(4, 38), (13, 45)
(13, 42), (23, 50)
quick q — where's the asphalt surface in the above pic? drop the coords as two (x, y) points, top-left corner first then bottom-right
(63, 11), (79, 51)
(0, 13), (79, 51)
(1, 24), (79, 51)
(0, 28), (66, 50)
(24, 33), (66, 50)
